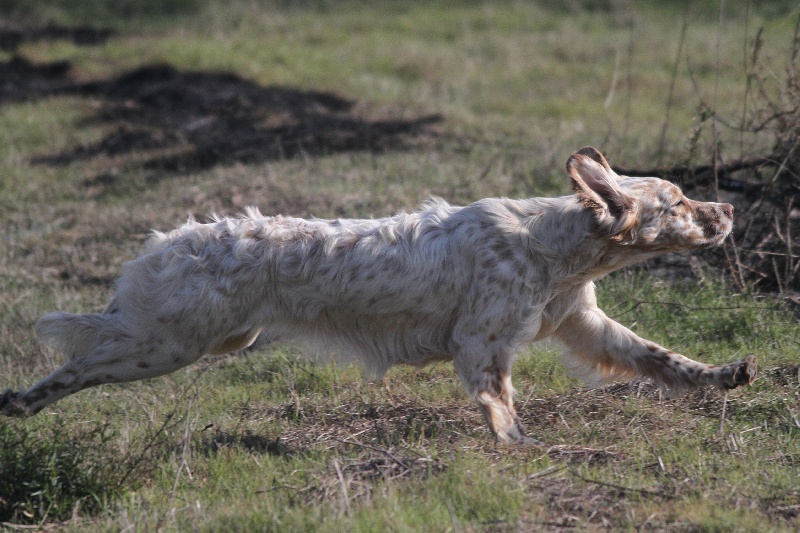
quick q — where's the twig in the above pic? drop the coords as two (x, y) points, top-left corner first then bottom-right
(446, 499), (462, 533)
(612, 155), (773, 186)
(604, 46), (621, 110)
(332, 436), (412, 471)
(571, 472), (671, 499)
(768, 139), (799, 187)
(785, 197), (794, 288)
(784, 399), (800, 429)
(155, 398), (195, 531)
(0, 523), (60, 530)
(526, 465), (568, 480)
(478, 151), (503, 182)
(333, 458), (351, 516)
(546, 444), (617, 458)
(620, 21), (636, 159)
(171, 398), (195, 494)
(117, 368), (208, 487)
(639, 427), (665, 473)
(792, 11), (800, 66)
(656, 5), (689, 166)
(117, 408), (179, 487)
(719, 390), (728, 435)
(607, 300), (762, 320)
(712, 0), (726, 202)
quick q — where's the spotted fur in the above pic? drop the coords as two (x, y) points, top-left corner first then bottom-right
(0, 147), (756, 444)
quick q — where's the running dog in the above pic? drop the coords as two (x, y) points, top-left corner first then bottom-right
(0, 147), (756, 443)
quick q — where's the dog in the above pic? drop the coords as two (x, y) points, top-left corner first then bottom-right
(0, 147), (756, 444)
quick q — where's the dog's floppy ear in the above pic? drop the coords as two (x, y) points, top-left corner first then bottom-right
(567, 147), (638, 243)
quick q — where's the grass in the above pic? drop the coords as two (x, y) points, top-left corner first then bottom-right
(1, 0), (800, 530)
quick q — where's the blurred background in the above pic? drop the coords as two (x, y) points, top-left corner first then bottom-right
(1, 2), (799, 530)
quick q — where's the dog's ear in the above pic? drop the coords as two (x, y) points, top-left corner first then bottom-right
(574, 146), (613, 171)
(567, 147), (638, 243)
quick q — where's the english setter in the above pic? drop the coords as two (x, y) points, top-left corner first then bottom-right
(0, 147), (756, 444)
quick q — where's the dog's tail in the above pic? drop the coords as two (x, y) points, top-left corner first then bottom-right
(36, 312), (119, 360)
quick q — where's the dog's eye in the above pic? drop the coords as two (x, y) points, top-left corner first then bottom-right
(668, 200), (685, 216)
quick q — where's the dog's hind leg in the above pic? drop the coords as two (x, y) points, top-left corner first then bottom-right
(1, 313), (204, 417)
(0, 339), (203, 416)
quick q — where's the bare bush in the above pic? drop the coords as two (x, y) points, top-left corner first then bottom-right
(615, 15), (800, 294)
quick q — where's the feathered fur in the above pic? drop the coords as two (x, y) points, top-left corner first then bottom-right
(0, 147), (756, 444)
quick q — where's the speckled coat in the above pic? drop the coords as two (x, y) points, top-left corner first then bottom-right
(1, 147), (756, 444)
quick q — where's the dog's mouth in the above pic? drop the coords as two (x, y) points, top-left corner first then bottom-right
(695, 225), (731, 249)
(713, 230), (731, 246)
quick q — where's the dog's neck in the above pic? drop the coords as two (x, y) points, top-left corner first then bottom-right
(514, 196), (662, 285)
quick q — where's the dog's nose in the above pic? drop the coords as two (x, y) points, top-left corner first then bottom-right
(722, 204), (734, 218)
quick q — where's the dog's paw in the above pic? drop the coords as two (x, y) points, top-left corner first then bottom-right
(496, 426), (546, 446)
(0, 389), (27, 417)
(722, 354), (757, 390)
(496, 434), (545, 446)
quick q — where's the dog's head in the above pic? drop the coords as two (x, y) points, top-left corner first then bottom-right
(567, 147), (733, 251)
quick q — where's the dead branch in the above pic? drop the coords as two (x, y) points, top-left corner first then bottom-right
(612, 155), (773, 190)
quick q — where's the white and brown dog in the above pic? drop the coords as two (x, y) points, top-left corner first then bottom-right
(0, 147), (755, 443)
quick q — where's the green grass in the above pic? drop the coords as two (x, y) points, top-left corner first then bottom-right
(1, 1), (799, 530)
(0, 419), (122, 523)
(2, 278), (799, 529)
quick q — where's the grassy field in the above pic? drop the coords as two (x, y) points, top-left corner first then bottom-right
(1, 1), (799, 530)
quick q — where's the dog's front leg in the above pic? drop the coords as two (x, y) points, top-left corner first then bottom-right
(553, 307), (756, 392)
(453, 345), (542, 445)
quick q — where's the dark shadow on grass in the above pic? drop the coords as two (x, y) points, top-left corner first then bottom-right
(0, 23), (113, 52)
(0, 56), (73, 103)
(0, 22), (112, 102)
(0, 51), (443, 179)
(200, 429), (291, 457)
(42, 64), (442, 175)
